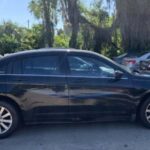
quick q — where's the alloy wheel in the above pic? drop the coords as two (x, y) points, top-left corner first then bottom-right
(145, 104), (150, 123)
(0, 106), (13, 134)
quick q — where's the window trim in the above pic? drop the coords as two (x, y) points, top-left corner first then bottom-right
(8, 52), (67, 76)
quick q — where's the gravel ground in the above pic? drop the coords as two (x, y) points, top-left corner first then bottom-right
(0, 122), (150, 150)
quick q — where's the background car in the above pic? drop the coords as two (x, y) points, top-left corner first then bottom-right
(113, 53), (137, 65)
(114, 52), (150, 72)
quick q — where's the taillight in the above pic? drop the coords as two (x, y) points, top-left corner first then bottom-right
(124, 59), (136, 65)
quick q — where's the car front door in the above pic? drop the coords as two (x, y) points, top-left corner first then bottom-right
(7, 52), (69, 122)
(66, 52), (135, 121)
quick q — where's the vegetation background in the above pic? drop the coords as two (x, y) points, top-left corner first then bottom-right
(0, 0), (150, 58)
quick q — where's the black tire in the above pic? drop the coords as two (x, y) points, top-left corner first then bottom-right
(0, 101), (19, 139)
(140, 98), (150, 128)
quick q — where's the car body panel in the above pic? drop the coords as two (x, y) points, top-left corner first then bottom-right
(67, 76), (138, 119)
(6, 74), (69, 122)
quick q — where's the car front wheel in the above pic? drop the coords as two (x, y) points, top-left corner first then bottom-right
(140, 98), (150, 128)
(0, 101), (19, 139)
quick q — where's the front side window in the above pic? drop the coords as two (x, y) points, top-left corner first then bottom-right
(22, 55), (61, 75)
(68, 55), (115, 77)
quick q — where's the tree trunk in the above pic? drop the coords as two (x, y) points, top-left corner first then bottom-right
(115, 0), (150, 53)
(42, 0), (54, 47)
(93, 28), (112, 53)
(69, 24), (78, 48)
(67, 0), (80, 48)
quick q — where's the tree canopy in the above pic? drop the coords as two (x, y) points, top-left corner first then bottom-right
(0, 0), (150, 57)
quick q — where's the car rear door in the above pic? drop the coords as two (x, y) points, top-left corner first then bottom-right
(6, 51), (69, 122)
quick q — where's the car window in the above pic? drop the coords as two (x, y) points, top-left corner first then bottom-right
(22, 55), (61, 75)
(68, 55), (115, 77)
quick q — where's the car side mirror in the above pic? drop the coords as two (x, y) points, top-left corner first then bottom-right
(114, 70), (124, 80)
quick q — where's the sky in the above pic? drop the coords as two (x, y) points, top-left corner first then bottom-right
(0, 0), (112, 28)
(0, 0), (40, 28)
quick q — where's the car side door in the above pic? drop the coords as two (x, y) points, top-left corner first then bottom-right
(66, 52), (135, 120)
(6, 52), (69, 122)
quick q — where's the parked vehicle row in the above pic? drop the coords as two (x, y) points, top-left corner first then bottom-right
(113, 51), (150, 72)
(1, 49), (150, 138)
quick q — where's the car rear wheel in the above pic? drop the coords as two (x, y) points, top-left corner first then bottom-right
(0, 101), (19, 139)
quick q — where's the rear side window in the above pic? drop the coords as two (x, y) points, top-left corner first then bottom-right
(22, 55), (62, 75)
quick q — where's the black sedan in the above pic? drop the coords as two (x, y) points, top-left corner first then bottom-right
(0, 48), (150, 138)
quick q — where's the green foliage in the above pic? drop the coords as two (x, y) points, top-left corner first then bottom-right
(0, 21), (45, 55)
(28, 0), (43, 19)
(0, 34), (20, 55)
(79, 0), (112, 28)
(0, 21), (22, 54)
(4, 0), (150, 58)
(29, 0), (59, 47)
(20, 24), (44, 50)
(54, 31), (69, 48)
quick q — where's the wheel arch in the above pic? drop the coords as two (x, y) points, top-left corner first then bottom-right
(0, 95), (23, 123)
(136, 92), (150, 118)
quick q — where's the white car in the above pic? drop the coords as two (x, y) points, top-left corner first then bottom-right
(136, 52), (150, 63)
(123, 52), (150, 71)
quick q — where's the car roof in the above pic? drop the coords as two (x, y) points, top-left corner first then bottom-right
(0, 48), (101, 61)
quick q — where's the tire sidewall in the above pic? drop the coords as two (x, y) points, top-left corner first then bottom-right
(0, 101), (19, 139)
(140, 98), (150, 128)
